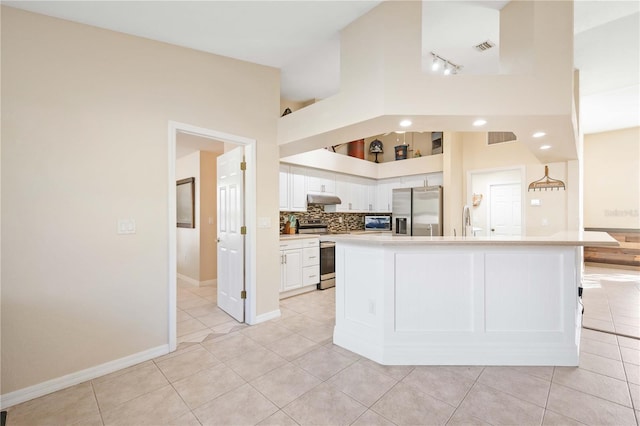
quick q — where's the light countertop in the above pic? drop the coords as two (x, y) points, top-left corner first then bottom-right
(319, 231), (619, 247)
(279, 234), (320, 241)
(280, 230), (393, 240)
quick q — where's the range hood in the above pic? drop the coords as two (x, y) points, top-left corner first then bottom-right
(307, 193), (342, 205)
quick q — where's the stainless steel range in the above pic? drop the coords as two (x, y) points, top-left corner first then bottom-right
(318, 240), (335, 290)
(297, 220), (335, 290)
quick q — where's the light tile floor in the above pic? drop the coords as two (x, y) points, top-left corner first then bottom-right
(583, 265), (640, 339)
(7, 269), (640, 425)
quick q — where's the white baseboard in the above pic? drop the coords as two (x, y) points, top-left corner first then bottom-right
(177, 274), (217, 287)
(0, 344), (169, 410)
(251, 309), (281, 325)
(177, 273), (199, 287)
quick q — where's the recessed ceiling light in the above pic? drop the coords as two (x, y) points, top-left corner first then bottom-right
(533, 132), (546, 138)
(473, 119), (487, 126)
(399, 120), (412, 127)
(540, 145), (551, 150)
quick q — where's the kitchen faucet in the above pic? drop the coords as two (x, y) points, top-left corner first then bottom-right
(462, 205), (472, 237)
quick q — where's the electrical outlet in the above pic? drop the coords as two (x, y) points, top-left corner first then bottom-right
(117, 218), (136, 234)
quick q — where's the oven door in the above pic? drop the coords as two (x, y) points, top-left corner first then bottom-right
(319, 241), (335, 289)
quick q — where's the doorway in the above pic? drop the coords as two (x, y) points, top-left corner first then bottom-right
(168, 121), (257, 352)
(467, 167), (524, 237)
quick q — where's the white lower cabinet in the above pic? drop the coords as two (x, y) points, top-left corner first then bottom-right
(280, 238), (319, 295)
(281, 248), (303, 292)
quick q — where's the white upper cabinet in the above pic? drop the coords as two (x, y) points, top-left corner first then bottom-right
(279, 164), (306, 212)
(400, 173), (442, 189)
(279, 165), (289, 211)
(280, 163), (442, 213)
(306, 168), (336, 194)
(335, 174), (376, 212)
(400, 174), (429, 188)
(375, 178), (400, 212)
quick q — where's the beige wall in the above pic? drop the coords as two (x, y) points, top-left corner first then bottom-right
(199, 151), (217, 282)
(443, 132), (464, 236)
(174, 150), (217, 284)
(1, 6), (280, 395)
(584, 127), (640, 229)
(176, 151), (201, 281)
(459, 133), (571, 236)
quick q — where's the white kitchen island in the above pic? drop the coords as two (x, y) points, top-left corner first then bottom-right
(328, 232), (617, 366)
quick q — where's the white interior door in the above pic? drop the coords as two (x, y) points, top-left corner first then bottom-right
(217, 146), (245, 322)
(490, 183), (522, 236)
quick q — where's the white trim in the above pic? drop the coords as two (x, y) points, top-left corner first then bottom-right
(176, 275), (217, 287)
(177, 273), (199, 287)
(244, 143), (257, 325)
(0, 345), (169, 410)
(168, 121), (257, 351)
(251, 309), (282, 325)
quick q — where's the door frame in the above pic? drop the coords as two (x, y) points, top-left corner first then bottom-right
(466, 166), (526, 237)
(168, 121), (257, 351)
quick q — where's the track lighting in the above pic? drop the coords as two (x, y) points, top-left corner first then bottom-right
(430, 52), (462, 76)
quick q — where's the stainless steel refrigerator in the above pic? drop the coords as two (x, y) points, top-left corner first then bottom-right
(392, 186), (443, 236)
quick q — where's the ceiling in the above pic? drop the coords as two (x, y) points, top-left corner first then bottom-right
(5, 0), (639, 136)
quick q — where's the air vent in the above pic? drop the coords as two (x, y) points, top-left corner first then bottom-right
(488, 132), (517, 145)
(474, 40), (496, 52)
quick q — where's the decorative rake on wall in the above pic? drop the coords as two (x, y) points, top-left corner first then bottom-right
(528, 165), (566, 191)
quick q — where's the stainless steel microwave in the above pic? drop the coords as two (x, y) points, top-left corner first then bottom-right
(364, 215), (391, 231)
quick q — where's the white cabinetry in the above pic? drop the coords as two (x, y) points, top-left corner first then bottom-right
(280, 238), (319, 295)
(400, 174), (431, 188)
(335, 174), (376, 212)
(306, 168), (336, 194)
(302, 240), (320, 286)
(279, 164), (306, 212)
(375, 178), (399, 213)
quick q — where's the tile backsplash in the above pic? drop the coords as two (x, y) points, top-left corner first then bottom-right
(281, 204), (385, 234)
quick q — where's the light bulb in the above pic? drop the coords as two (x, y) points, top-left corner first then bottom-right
(443, 63), (451, 75)
(432, 57), (440, 71)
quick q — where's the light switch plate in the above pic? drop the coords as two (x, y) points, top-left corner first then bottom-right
(117, 218), (136, 234)
(258, 217), (271, 228)
(530, 199), (541, 206)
